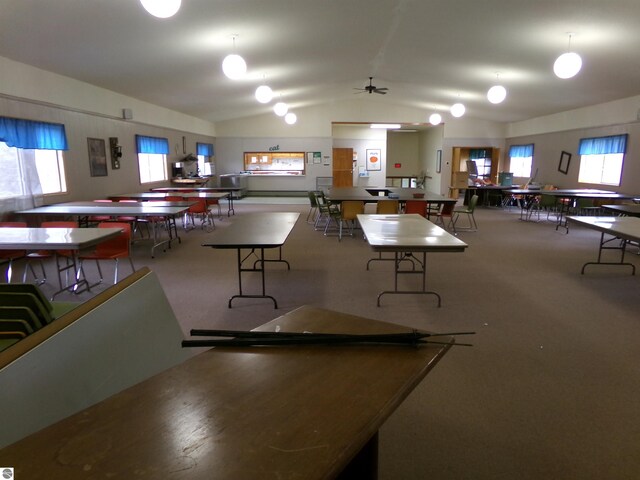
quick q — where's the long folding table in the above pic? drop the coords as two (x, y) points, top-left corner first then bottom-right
(151, 187), (239, 216)
(358, 214), (468, 307)
(202, 212), (299, 308)
(566, 215), (640, 274)
(17, 202), (191, 257)
(0, 226), (122, 297)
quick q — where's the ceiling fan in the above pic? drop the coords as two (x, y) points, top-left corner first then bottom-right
(354, 77), (388, 95)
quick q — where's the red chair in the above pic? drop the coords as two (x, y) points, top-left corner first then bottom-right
(1, 222), (30, 283)
(78, 223), (135, 285)
(85, 199), (113, 226)
(435, 202), (457, 233)
(403, 200), (426, 217)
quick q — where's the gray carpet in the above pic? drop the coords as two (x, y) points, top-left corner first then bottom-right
(36, 201), (640, 479)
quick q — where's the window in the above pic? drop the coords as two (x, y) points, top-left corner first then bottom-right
(196, 142), (214, 176)
(136, 135), (169, 184)
(0, 117), (69, 211)
(509, 144), (534, 178)
(577, 134), (627, 186)
(468, 149), (491, 180)
(138, 153), (168, 183)
(243, 151), (305, 175)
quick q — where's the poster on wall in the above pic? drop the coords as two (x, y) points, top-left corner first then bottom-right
(87, 138), (108, 177)
(366, 149), (381, 171)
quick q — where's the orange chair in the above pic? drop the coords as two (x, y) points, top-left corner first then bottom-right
(78, 222), (135, 285)
(1, 222), (30, 283)
(23, 221), (79, 289)
(435, 202), (457, 233)
(403, 200), (426, 217)
(185, 198), (215, 232)
(376, 199), (399, 214)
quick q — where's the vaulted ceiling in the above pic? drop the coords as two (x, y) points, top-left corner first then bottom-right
(1, 0), (639, 125)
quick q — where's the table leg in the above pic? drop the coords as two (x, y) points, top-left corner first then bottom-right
(580, 231), (636, 274)
(229, 247), (287, 308)
(376, 252), (442, 307)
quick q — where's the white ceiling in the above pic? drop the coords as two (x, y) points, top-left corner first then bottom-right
(1, 0), (640, 125)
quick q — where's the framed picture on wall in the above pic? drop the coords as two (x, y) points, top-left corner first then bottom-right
(558, 150), (571, 174)
(87, 138), (108, 177)
(366, 149), (381, 171)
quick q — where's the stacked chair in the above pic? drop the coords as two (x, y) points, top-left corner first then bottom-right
(0, 283), (77, 352)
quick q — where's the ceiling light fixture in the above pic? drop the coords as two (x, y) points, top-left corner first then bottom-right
(554, 33), (582, 79)
(284, 112), (297, 125)
(487, 73), (507, 104)
(255, 84), (274, 104)
(140, 0), (181, 18)
(429, 113), (442, 126)
(222, 35), (247, 80)
(273, 101), (288, 116)
(370, 123), (401, 129)
(450, 103), (465, 118)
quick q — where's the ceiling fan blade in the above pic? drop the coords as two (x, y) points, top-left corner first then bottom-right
(375, 90), (387, 95)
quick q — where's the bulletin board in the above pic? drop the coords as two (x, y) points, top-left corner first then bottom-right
(243, 152), (305, 175)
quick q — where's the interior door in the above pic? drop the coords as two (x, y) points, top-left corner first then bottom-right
(332, 148), (353, 187)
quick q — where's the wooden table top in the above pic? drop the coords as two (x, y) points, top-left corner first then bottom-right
(358, 214), (469, 253)
(566, 215), (640, 243)
(0, 227), (122, 250)
(202, 212), (300, 249)
(0, 306), (453, 479)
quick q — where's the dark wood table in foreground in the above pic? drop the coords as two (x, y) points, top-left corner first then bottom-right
(0, 306), (454, 480)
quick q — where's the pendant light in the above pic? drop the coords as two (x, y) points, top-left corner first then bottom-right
(487, 73), (507, 104)
(255, 84), (274, 104)
(428, 113), (442, 126)
(284, 112), (297, 125)
(273, 101), (288, 117)
(450, 102), (465, 118)
(222, 35), (247, 80)
(554, 34), (582, 79)
(140, 0), (181, 18)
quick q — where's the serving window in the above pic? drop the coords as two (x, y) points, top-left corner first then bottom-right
(243, 152), (305, 176)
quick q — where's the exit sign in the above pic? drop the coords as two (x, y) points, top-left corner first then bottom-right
(394, 163), (401, 168)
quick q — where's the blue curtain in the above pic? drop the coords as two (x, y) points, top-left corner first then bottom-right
(578, 134), (627, 155)
(197, 142), (214, 156)
(136, 135), (169, 154)
(469, 149), (489, 159)
(0, 116), (68, 150)
(509, 144), (534, 158)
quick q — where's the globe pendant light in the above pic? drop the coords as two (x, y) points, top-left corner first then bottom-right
(284, 112), (297, 125)
(274, 101), (288, 116)
(554, 34), (582, 79)
(450, 102), (465, 118)
(140, 0), (181, 18)
(222, 35), (247, 80)
(487, 85), (506, 104)
(429, 113), (442, 125)
(255, 85), (274, 104)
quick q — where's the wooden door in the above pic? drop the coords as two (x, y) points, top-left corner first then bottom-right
(332, 148), (353, 188)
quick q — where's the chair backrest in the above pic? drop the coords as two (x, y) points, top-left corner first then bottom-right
(188, 198), (207, 213)
(376, 199), (399, 214)
(439, 202), (456, 217)
(0, 293), (52, 328)
(41, 221), (78, 229)
(468, 195), (479, 212)
(0, 310), (37, 335)
(341, 201), (364, 220)
(96, 222), (131, 257)
(404, 200), (426, 217)
(308, 191), (321, 208)
(0, 283), (53, 313)
(165, 195), (184, 202)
